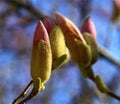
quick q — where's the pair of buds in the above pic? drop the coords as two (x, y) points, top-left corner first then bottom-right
(55, 13), (109, 95)
(31, 12), (98, 93)
(56, 13), (98, 79)
(31, 14), (69, 91)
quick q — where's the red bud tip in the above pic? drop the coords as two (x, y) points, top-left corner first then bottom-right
(42, 16), (55, 34)
(55, 12), (86, 44)
(33, 21), (50, 45)
(81, 17), (96, 41)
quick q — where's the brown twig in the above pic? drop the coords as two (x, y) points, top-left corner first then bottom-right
(107, 90), (120, 101)
(18, 87), (41, 104)
(12, 80), (33, 104)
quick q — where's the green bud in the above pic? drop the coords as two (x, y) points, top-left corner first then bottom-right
(82, 33), (98, 65)
(68, 37), (91, 67)
(49, 26), (69, 69)
(95, 75), (108, 93)
(31, 40), (52, 84)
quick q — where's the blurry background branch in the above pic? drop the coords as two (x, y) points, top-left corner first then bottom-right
(4, 0), (120, 68)
(98, 45), (120, 68)
(5, 0), (44, 19)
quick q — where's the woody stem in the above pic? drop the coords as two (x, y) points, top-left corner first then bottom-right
(107, 90), (120, 101)
(12, 80), (33, 104)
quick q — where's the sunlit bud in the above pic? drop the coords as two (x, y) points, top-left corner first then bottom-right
(42, 16), (55, 34)
(49, 26), (69, 69)
(55, 12), (86, 44)
(42, 16), (69, 69)
(81, 17), (96, 41)
(50, 26), (66, 59)
(31, 21), (52, 84)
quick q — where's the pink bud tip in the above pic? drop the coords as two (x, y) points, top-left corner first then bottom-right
(33, 21), (50, 45)
(55, 12), (86, 44)
(114, 0), (120, 9)
(81, 17), (97, 41)
(42, 16), (55, 34)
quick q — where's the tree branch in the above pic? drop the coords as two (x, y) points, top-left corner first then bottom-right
(107, 90), (120, 101)
(5, 0), (44, 19)
(98, 44), (120, 68)
(89, 74), (120, 101)
(12, 80), (33, 104)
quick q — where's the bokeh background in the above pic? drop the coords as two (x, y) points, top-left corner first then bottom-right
(0, 0), (120, 104)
